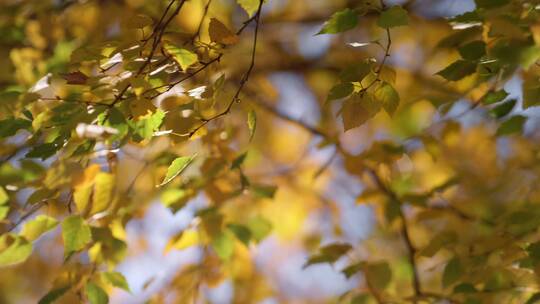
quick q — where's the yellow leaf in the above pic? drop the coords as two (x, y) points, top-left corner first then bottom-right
(165, 229), (200, 253)
(91, 172), (115, 215)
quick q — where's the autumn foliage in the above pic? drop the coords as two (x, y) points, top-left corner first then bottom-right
(2, 0), (540, 303)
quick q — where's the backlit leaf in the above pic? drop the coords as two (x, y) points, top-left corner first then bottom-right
(0, 234), (32, 267)
(20, 215), (59, 241)
(62, 215), (92, 256)
(159, 155), (195, 187)
(318, 8), (358, 35)
(163, 42), (198, 71)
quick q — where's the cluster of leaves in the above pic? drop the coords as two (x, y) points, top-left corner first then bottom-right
(2, 0), (540, 303)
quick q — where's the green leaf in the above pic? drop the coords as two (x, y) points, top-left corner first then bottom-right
(436, 60), (477, 81)
(251, 183), (277, 199)
(247, 216), (272, 242)
(231, 152), (248, 169)
(227, 224), (252, 246)
(0, 234), (32, 267)
(26, 143), (60, 160)
(442, 257), (462, 288)
(454, 283), (477, 294)
(365, 262), (392, 290)
(133, 109), (165, 140)
(351, 294), (370, 304)
(159, 155), (195, 187)
(377, 6), (409, 29)
(163, 42), (198, 71)
(85, 282), (109, 304)
(342, 262), (363, 278)
(212, 230), (235, 260)
(101, 271), (130, 292)
(236, 0), (261, 17)
(327, 83), (354, 102)
(62, 215), (92, 256)
(458, 40), (486, 61)
(248, 110), (256, 141)
(374, 82), (400, 116)
(305, 243), (352, 268)
(497, 115), (527, 136)
(0, 206), (8, 220)
(20, 215), (59, 241)
(38, 286), (71, 304)
(490, 99), (516, 119)
(0, 118), (31, 138)
(482, 90), (508, 105)
(0, 187), (8, 205)
(317, 8), (358, 35)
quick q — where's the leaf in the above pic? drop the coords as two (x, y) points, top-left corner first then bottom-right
(458, 40), (486, 61)
(159, 155), (195, 187)
(20, 215), (59, 241)
(251, 183), (277, 199)
(166, 229), (200, 252)
(227, 224), (252, 246)
(0, 187), (8, 205)
(0, 118), (31, 137)
(38, 286), (71, 304)
(209, 18), (239, 45)
(0, 234), (32, 267)
(317, 8), (358, 35)
(436, 60), (476, 81)
(490, 99), (516, 119)
(442, 257), (462, 288)
(26, 143), (60, 160)
(236, 0), (261, 16)
(496, 115), (527, 136)
(85, 282), (109, 304)
(101, 271), (130, 292)
(163, 42), (198, 71)
(342, 262), (364, 278)
(305, 243), (352, 267)
(91, 172), (115, 215)
(365, 262), (392, 290)
(374, 82), (400, 116)
(231, 152), (248, 169)
(133, 109), (165, 140)
(340, 62), (372, 82)
(341, 94), (380, 131)
(327, 83), (354, 102)
(62, 215), (92, 256)
(247, 216), (272, 242)
(482, 90), (509, 105)
(377, 6), (409, 29)
(248, 110), (256, 141)
(212, 230), (235, 260)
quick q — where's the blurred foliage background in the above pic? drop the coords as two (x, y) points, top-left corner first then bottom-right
(2, 0), (540, 303)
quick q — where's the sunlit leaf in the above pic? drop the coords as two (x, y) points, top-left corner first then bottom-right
(317, 8), (358, 35)
(20, 215), (59, 241)
(163, 42), (198, 71)
(101, 271), (130, 292)
(62, 215), (92, 256)
(248, 110), (256, 141)
(159, 155), (196, 187)
(0, 234), (32, 267)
